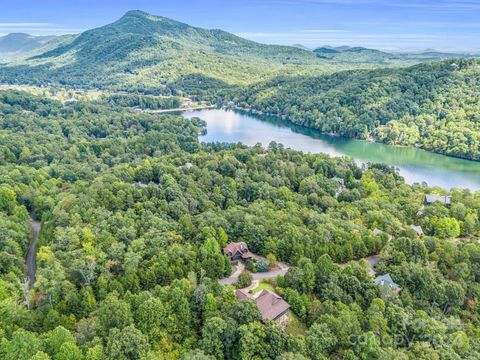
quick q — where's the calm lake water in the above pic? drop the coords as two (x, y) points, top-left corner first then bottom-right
(183, 109), (480, 190)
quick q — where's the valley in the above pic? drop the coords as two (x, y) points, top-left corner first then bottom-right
(0, 10), (478, 161)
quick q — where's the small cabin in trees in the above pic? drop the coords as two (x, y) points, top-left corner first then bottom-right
(410, 225), (424, 237)
(223, 242), (253, 261)
(425, 195), (451, 207)
(235, 289), (290, 322)
(373, 228), (393, 241)
(374, 274), (402, 294)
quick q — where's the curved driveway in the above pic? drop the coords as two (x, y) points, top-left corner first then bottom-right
(218, 261), (289, 285)
(218, 255), (381, 285)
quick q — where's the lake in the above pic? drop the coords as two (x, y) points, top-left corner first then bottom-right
(183, 109), (480, 190)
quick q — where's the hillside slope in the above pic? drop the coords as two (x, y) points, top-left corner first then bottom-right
(1, 11), (478, 160)
(228, 58), (480, 160)
(2, 89), (480, 359)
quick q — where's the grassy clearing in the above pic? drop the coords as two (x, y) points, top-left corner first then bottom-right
(251, 281), (275, 295)
(286, 312), (307, 336)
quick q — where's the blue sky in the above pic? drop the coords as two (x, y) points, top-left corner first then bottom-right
(1, 0), (479, 51)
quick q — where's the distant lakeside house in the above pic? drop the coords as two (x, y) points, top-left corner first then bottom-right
(410, 225), (424, 237)
(178, 162), (193, 170)
(373, 228), (393, 241)
(332, 176), (346, 198)
(236, 289), (290, 322)
(425, 194), (451, 207)
(223, 242), (254, 261)
(133, 181), (148, 188)
(181, 98), (193, 107)
(374, 273), (402, 294)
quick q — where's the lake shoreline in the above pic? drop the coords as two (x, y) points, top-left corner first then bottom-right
(227, 106), (480, 164)
(184, 108), (480, 190)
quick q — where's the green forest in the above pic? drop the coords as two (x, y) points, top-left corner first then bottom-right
(224, 59), (480, 160)
(1, 89), (480, 359)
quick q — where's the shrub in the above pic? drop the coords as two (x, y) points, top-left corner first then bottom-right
(255, 259), (270, 273)
(266, 253), (277, 268)
(236, 271), (253, 289)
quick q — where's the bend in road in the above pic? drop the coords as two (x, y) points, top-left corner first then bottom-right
(218, 256), (381, 286)
(218, 261), (289, 285)
(26, 216), (41, 287)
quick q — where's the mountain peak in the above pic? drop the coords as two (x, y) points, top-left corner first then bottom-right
(122, 9), (152, 19)
(3, 33), (33, 38)
(113, 9), (193, 35)
(120, 9), (178, 24)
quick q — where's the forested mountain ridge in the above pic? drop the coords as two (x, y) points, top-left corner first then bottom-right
(1, 89), (480, 359)
(0, 33), (56, 55)
(313, 46), (400, 64)
(1, 5), (480, 359)
(31, 10), (318, 63)
(0, 10), (335, 94)
(0, 10), (468, 95)
(226, 58), (480, 160)
(313, 46), (478, 65)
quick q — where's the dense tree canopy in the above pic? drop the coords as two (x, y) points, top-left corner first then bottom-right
(0, 90), (480, 359)
(224, 59), (480, 160)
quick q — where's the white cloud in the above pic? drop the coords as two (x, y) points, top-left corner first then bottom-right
(299, 29), (350, 33)
(236, 27), (479, 52)
(0, 22), (83, 35)
(245, 0), (480, 12)
(0, 23), (52, 27)
(237, 28), (349, 38)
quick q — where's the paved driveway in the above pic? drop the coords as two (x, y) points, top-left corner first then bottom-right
(252, 262), (289, 280)
(366, 255), (381, 275)
(218, 262), (245, 285)
(219, 254), (381, 286)
(218, 261), (289, 285)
